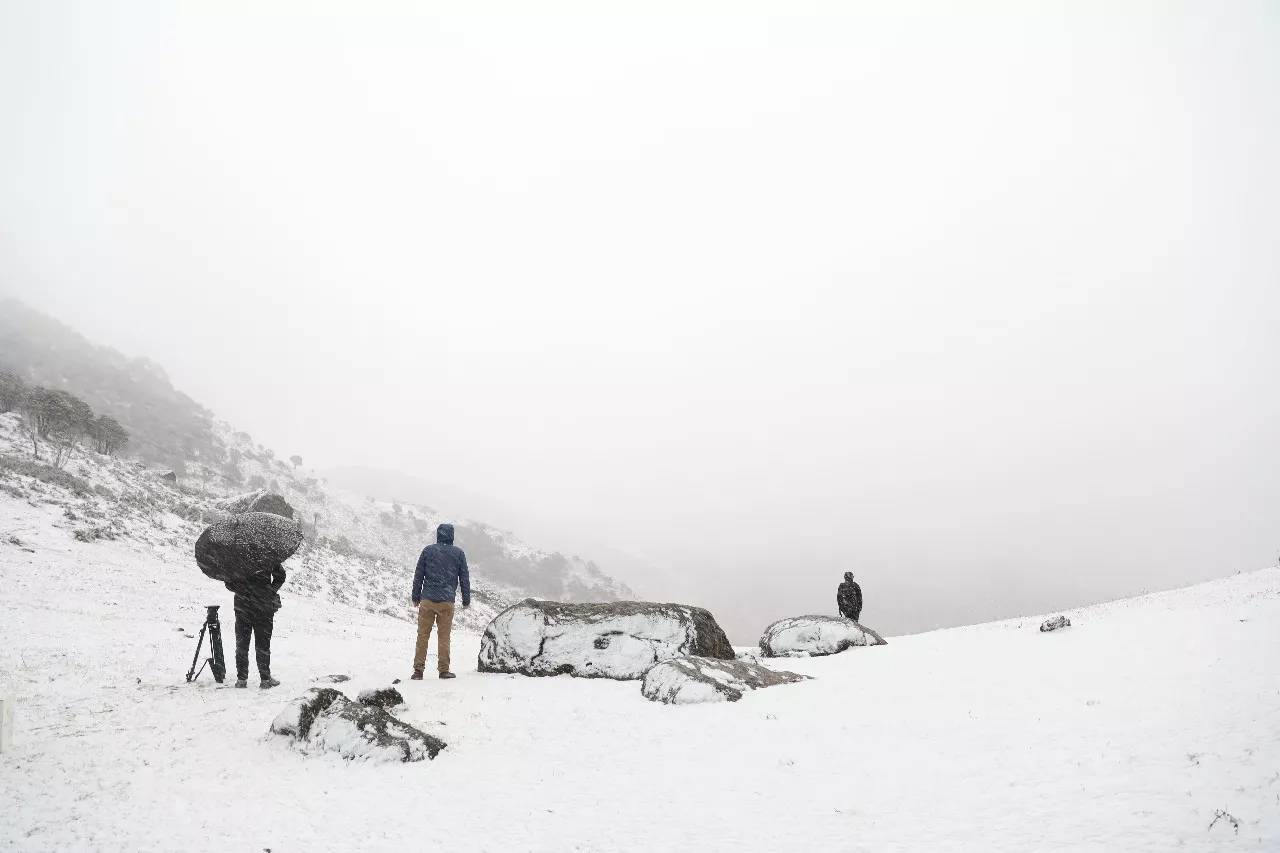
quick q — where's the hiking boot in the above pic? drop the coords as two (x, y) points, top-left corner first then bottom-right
(234, 679), (247, 689)
(410, 671), (424, 681)
(439, 671), (456, 679)
(260, 677), (281, 690)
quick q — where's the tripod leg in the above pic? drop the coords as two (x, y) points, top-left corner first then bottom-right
(208, 615), (226, 683)
(186, 623), (208, 682)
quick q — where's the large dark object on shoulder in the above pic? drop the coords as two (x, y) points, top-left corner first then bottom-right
(186, 605), (227, 683)
(195, 511), (303, 583)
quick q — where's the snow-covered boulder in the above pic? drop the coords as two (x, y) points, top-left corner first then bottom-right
(758, 616), (887, 658)
(357, 687), (404, 710)
(270, 688), (445, 763)
(270, 687), (345, 739)
(304, 701), (445, 763)
(478, 599), (735, 680)
(194, 511), (303, 582)
(641, 656), (809, 705)
(219, 490), (295, 519)
(1040, 615), (1071, 632)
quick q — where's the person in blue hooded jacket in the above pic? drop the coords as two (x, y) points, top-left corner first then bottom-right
(410, 523), (471, 679)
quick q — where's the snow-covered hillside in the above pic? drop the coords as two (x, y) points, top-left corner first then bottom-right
(2, 463), (1276, 851)
(208, 424), (633, 605)
(0, 412), (631, 636)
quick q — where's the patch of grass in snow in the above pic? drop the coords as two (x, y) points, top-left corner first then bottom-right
(0, 455), (91, 495)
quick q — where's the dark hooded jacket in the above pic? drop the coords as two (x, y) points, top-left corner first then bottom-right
(836, 571), (862, 620)
(225, 562), (286, 616)
(412, 523), (471, 606)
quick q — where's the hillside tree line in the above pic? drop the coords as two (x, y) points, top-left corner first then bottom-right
(0, 369), (129, 468)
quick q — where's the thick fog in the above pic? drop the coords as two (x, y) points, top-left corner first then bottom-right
(3, 4), (1278, 641)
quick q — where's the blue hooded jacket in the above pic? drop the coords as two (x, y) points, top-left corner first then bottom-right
(411, 523), (471, 606)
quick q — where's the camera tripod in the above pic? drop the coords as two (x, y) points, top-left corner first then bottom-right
(186, 605), (227, 683)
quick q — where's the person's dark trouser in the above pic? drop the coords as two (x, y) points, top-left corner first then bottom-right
(234, 607), (274, 681)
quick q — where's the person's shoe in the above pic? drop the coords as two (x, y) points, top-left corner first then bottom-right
(260, 677), (281, 689)
(439, 671), (456, 679)
(410, 670), (424, 681)
(234, 679), (247, 689)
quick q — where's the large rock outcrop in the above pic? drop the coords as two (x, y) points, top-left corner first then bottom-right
(219, 490), (296, 519)
(758, 615), (887, 658)
(194, 512), (303, 583)
(641, 656), (809, 704)
(478, 599), (735, 680)
(270, 688), (445, 763)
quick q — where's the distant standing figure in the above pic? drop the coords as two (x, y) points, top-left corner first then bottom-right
(837, 571), (862, 622)
(410, 523), (471, 680)
(225, 561), (286, 689)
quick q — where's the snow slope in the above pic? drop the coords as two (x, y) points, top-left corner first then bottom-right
(0, 410), (634, 637)
(3, 481), (1277, 851)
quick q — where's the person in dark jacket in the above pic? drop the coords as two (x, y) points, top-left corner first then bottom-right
(410, 523), (471, 680)
(837, 571), (862, 622)
(225, 561), (286, 689)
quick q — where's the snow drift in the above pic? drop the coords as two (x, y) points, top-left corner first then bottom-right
(477, 599), (735, 679)
(758, 615), (887, 657)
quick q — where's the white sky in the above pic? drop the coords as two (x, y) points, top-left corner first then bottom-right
(3, 2), (1278, 639)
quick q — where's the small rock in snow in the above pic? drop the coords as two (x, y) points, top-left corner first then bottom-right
(270, 689), (445, 763)
(357, 687), (405, 710)
(270, 688), (346, 739)
(641, 656), (808, 704)
(1040, 615), (1071, 632)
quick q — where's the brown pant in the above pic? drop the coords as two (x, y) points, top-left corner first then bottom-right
(414, 600), (455, 674)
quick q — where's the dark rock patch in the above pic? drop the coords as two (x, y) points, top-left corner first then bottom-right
(1040, 615), (1071, 632)
(270, 687), (346, 739)
(357, 687), (405, 710)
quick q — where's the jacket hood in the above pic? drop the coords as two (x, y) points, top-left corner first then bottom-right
(436, 523), (455, 545)
(844, 571), (854, 583)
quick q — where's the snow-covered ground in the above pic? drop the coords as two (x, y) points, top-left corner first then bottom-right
(0, 409), (635, 638)
(3, 484), (1277, 850)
